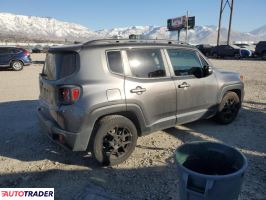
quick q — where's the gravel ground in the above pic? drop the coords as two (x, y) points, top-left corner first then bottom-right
(0, 54), (265, 200)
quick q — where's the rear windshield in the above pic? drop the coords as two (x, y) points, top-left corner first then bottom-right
(43, 52), (78, 80)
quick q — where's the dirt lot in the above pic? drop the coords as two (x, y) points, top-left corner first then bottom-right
(0, 53), (265, 200)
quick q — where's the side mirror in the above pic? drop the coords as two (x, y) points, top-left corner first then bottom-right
(203, 65), (213, 76)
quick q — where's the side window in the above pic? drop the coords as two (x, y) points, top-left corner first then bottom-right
(107, 51), (124, 74)
(126, 48), (166, 78)
(12, 48), (22, 54)
(0, 48), (8, 54)
(167, 49), (203, 78)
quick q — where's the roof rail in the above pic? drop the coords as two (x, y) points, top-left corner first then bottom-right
(83, 39), (189, 46)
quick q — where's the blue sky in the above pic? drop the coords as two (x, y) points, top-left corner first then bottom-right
(0, 0), (265, 32)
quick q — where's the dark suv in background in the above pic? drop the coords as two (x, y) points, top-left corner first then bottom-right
(196, 44), (213, 57)
(255, 41), (266, 60)
(211, 45), (240, 58)
(38, 39), (244, 166)
(0, 47), (31, 71)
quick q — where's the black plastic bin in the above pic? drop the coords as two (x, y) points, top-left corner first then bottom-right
(175, 141), (248, 200)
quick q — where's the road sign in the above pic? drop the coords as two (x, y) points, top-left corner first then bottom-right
(167, 16), (186, 31)
(167, 16), (195, 31)
(187, 16), (195, 29)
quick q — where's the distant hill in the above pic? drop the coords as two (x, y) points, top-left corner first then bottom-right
(97, 25), (262, 44)
(0, 13), (99, 43)
(0, 12), (265, 44)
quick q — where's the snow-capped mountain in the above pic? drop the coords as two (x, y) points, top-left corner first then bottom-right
(0, 13), (99, 42)
(97, 25), (262, 44)
(0, 12), (265, 44)
(250, 25), (266, 38)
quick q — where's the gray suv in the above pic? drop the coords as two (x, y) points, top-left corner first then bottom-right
(38, 39), (244, 165)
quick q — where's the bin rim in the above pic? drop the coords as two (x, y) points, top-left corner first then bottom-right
(175, 141), (248, 179)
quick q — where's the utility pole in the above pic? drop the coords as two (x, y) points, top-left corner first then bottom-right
(177, 30), (180, 42)
(217, 0), (234, 46)
(186, 10), (189, 43)
(217, 0), (224, 46)
(227, 0), (234, 45)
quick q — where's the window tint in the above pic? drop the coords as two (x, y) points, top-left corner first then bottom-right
(107, 51), (124, 74)
(167, 49), (203, 78)
(12, 48), (23, 54)
(43, 53), (77, 80)
(127, 49), (166, 78)
(0, 48), (8, 54)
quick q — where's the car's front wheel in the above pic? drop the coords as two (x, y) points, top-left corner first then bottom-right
(92, 115), (138, 166)
(212, 53), (218, 58)
(11, 60), (23, 71)
(215, 92), (240, 124)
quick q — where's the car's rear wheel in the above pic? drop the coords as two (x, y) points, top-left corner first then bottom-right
(11, 61), (23, 71)
(262, 51), (266, 60)
(215, 92), (240, 124)
(92, 115), (138, 166)
(234, 53), (241, 59)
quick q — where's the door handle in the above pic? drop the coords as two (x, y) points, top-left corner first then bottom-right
(130, 86), (146, 94)
(178, 82), (190, 88)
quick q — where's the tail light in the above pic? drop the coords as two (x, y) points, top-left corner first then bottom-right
(59, 86), (81, 105)
(240, 74), (244, 81)
(24, 50), (30, 56)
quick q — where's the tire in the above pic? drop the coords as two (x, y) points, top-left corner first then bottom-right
(213, 53), (218, 59)
(234, 53), (240, 59)
(215, 92), (240, 124)
(262, 51), (266, 60)
(92, 115), (138, 166)
(11, 60), (23, 71)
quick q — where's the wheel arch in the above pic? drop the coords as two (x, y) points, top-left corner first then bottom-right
(218, 85), (243, 104)
(9, 59), (25, 67)
(86, 104), (147, 151)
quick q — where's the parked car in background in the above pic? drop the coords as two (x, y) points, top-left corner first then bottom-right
(32, 45), (43, 53)
(255, 41), (266, 60)
(0, 47), (31, 71)
(196, 44), (213, 57)
(211, 45), (241, 59)
(38, 39), (244, 166)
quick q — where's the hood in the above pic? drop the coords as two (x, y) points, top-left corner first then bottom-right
(215, 68), (242, 83)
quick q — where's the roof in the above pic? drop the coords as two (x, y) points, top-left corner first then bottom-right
(82, 39), (192, 48)
(48, 39), (194, 52)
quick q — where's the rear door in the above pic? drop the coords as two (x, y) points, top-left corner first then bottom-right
(165, 48), (218, 124)
(0, 48), (11, 66)
(124, 48), (177, 130)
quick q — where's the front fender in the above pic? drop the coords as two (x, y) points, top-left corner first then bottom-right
(217, 83), (244, 103)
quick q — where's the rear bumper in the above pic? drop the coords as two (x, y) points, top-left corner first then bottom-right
(37, 107), (86, 151)
(22, 56), (32, 65)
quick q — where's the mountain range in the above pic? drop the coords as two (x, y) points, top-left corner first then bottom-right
(0, 12), (265, 44)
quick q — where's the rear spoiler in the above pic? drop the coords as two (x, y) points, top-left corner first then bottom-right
(48, 44), (82, 53)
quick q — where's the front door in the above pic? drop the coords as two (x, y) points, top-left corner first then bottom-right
(124, 48), (177, 130)
(165, 48), (218, 124)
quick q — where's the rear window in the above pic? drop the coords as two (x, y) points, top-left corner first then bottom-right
(12, 48), (23, 54)
(43, 52), (78, 80)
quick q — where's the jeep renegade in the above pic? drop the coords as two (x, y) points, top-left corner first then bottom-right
(38, 39), (244, 165)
